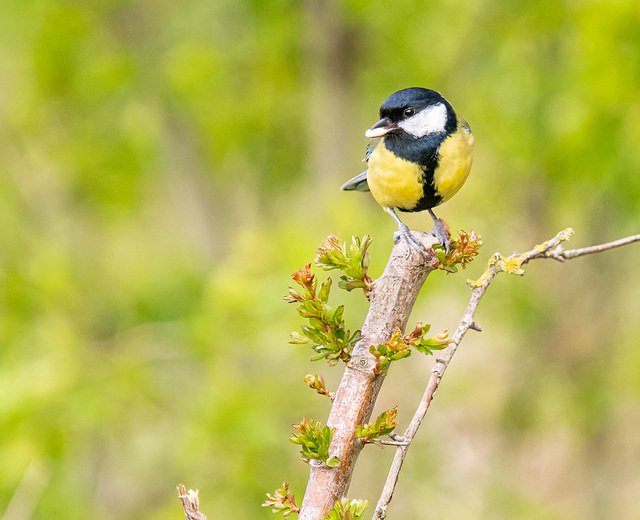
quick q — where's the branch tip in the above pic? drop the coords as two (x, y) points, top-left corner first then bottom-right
(469, 321), (482, 332)
(177, 484), (207, 520)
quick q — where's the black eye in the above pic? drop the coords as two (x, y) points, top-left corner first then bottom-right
(403, 107), (415, 117)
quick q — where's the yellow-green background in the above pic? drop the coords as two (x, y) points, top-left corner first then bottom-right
(1, 1), (640, 519)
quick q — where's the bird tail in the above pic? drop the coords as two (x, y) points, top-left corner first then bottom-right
(340, 171), (370, 192)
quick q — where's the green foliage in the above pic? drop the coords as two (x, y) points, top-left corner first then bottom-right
(303, 374), (334, 400)
(406, 324), (453, 355)
(290, 418), (340, 467)
(262, 482), (300, 518)
(370, 324), (451, 375)
(322, 498), (369, 520)
(369, 338), (412, 376)
(434, 230), (483, 274)
(315, 235), (373, 295)
(355, 406), (399, 443)
(285, 264), (361, 364)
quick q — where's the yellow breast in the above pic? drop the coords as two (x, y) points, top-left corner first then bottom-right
(366, 143), (425, 211)
(432, 120), (474, 204)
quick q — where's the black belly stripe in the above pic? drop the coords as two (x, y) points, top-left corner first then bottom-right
(411, 170), (442, 212)
(385, 134), (444, 213)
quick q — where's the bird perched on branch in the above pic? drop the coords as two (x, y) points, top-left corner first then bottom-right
(341, 87), (474, 255)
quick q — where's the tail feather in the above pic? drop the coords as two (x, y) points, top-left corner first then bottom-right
(340, 171), (370, 192)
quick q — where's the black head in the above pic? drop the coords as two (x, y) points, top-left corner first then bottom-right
(366, 87), (457, 139)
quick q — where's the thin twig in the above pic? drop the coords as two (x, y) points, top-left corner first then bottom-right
(178, 484), (207, 520)
(373, 228), (640, 520)
(547, 233), (640, 261)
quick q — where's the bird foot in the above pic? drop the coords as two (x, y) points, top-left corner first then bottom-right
(429, 219), (451, 254)
(394, 223), (428, 259)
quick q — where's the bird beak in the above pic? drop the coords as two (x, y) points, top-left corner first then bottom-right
(365, 117), (398, 138)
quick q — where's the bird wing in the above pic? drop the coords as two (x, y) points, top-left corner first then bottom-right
(460, 118), (472, 133)
(365, 137), (381, 162)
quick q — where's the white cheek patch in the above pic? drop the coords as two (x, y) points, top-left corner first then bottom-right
(398, 102), (448, 137)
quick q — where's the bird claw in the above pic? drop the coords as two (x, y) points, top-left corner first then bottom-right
(429, 220), (450, 254)
(394, 224), (428, 259)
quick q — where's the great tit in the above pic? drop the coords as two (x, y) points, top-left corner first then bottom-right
(341, 87), (474, 255)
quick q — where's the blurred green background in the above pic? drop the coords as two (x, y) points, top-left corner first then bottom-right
(1, 0), (640, 519)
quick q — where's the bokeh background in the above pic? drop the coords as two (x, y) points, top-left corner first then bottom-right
(2, 1), (640, 519)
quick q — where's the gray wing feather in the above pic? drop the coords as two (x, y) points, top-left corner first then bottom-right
(365, 137), (381, 162)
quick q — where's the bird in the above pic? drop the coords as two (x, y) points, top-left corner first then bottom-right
(341, 87), (474, 255)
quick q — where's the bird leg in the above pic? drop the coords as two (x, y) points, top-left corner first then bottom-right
(385, 207), (427, 258)
(427, 209), (450, 254)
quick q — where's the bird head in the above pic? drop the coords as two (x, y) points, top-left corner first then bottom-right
(365, 88), (457, 139)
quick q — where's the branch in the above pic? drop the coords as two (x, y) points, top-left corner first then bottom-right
(298, 232), (440, 520)
(545, 233), (640, 261)
(177, 484), (207, 520)
(373, 228), (640, 519)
